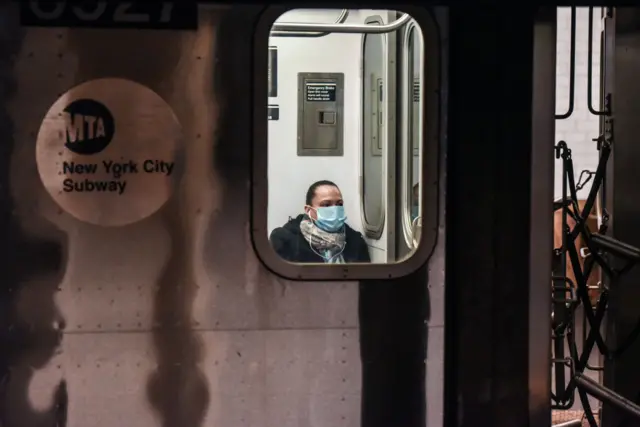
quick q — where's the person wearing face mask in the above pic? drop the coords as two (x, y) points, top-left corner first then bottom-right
(269, 180), (371, 263)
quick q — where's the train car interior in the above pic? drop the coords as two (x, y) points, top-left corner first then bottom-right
(261, 8), (439, 268)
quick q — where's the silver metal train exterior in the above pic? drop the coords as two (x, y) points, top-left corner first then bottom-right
(0, 4), (448, 427)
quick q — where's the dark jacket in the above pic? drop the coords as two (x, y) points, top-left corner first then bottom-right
(269, 214), (371, 263)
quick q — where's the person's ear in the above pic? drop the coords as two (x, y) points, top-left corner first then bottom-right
(305, 206), (316, 219)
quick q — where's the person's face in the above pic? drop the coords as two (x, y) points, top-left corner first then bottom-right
(412, 185), (420, 206)
(305, 185), (343, 220)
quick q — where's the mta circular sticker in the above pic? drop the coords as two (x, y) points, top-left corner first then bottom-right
(36, 78), (182, 227)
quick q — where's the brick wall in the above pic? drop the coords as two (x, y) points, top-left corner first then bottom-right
(555, 7), (603, 198)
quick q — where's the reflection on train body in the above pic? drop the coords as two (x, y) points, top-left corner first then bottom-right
(1, 4), (446, 427)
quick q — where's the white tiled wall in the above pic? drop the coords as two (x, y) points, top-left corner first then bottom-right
(555, 7), (603, 198)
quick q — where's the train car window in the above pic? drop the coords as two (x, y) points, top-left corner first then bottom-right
(252, 7), (441, 280)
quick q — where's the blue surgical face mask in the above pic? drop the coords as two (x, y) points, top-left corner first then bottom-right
(313, 206), (346, 232)
(411, 205), (419, 220)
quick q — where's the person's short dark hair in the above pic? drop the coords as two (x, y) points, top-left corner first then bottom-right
(305, 180), (339, 205)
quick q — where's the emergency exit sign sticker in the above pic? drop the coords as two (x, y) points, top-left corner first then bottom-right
(35, 77), (183, 227)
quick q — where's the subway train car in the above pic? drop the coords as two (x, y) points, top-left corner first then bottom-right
(3, 3), (621, 427)
(0, 4), (449, 427)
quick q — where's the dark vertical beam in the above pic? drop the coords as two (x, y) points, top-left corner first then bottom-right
(602, 8), (640, 427)
(445, 6), (550, 427)
(359, 269), (428, 427)
(530, 7), (556, 426)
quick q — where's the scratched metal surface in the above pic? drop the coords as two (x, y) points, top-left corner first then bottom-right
(0, 4), (446, 427)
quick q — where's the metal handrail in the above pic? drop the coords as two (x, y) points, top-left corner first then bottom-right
(270, 9), (350, 38)
(587, 6), (609, 116)
(556, 7), (576, 119)
(272, 13), (411, 35)
(552, 419), (582, 427)
(596, 185), (604, 229)
(411, 215), (422, 249)
(400, 21), (423, 250)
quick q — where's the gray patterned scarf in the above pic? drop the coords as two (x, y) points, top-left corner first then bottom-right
(300, 218), (346, 263)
